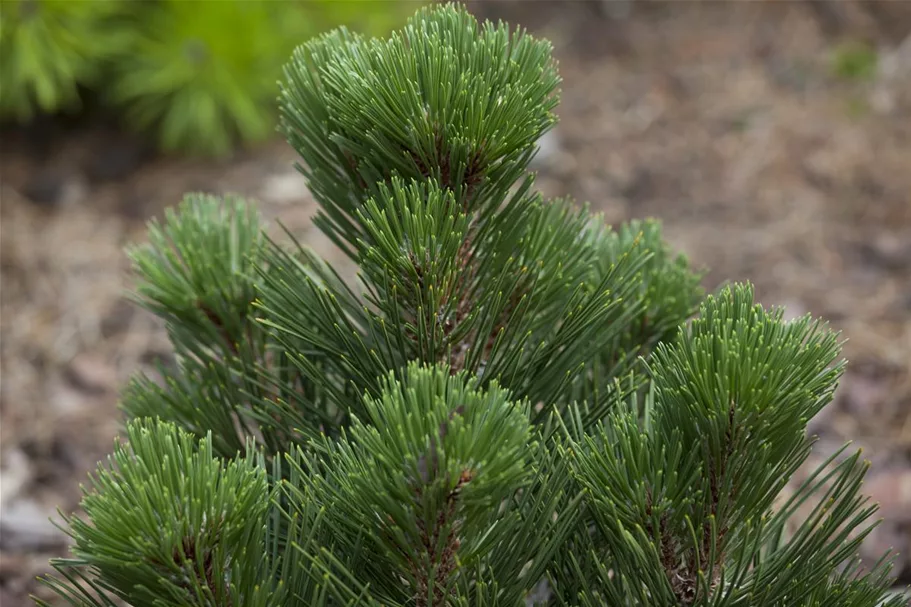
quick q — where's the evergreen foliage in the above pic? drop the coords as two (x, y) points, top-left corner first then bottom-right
(38, 4), (908, 606)
(0, 0), (130, 120)
(0, 0), (416, 155)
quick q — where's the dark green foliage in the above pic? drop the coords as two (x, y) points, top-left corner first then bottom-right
(38, 4), (908, 606)
(288, 364), (543, 604)
(36, 420), (276, 607)
(556, 285), (882, 605)
(127, 193), (264, 342)
(278, 4), (560, 257)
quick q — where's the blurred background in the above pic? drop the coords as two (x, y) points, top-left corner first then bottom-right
(0, 0), (909, 603)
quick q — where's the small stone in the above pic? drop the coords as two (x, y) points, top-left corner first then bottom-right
(0, 552), (36, 603)
(780, 299), (808, 323)
(860, 519), (907, 577)
(864, 470), (911, 523)
(16, 115), (62, 160)
(0, 551), (28, 579)
(530, 129), (562, 170)
(261, 170), (310, 205)
(47, 378), (93, 414)
(805, 0), (877, 40)
(839, 369), (891, 418)
(22, 170), (65, 207)
(0, 585), (22, 606)
(64, 352), (118, 395)
(0, 499), (66, 552)
(621, 167), (655, 205)
(21, 169), (87, 208)
(857, 233), (911, 272)
(84, 135), (151, 183)
(0, 449), (31, 508)
(100, 298), (136, 338)
(118, 190), (154, 221)
(596, 0), (632, 20)
(869, 86), (896, 115)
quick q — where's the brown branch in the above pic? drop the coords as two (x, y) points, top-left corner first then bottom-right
(482, 280), (528, 361)
(444, 233), (477, 374)
(387, 465), (471, 607)
(405, 126), (485, 208)
(393, 132), (489, 373)
(198, 302), (240, 355)
(401, 409), (473, 606)
(176, 536), (225, 605)
(645, 487), (695, 604)
(687, 402), (740, 601)
(461, 148), (486, 207)
(342, 150), (369, 190)
(434, 130), (451, 194)
(148, 518), (231, 606)
(417, 468), (472, 607)
(648, 403), (741, 604)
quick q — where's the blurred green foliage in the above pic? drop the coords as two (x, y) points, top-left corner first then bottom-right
(830, 40), (878, 82)
(0, 0), (131, 120)
(0, 0), (421, 156)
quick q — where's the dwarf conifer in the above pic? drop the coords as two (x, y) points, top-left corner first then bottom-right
(37, 4), (908, 606)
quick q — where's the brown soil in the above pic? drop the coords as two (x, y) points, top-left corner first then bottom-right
(1, 2), (909, 604)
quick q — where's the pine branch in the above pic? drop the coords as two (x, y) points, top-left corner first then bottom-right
(287, 363), (534, 603)
(37, 419), (280, 607)
(278, 3), (560, 260)
(125, 194), (337, 455)
(0, 0), (131, 120)
(561, 283), (903, 606)
(127, 192), (264, 357)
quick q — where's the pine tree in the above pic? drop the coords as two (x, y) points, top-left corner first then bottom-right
(36, 4), (908, 606)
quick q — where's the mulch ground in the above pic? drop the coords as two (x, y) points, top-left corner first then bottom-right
(1, 2), (909, 604)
